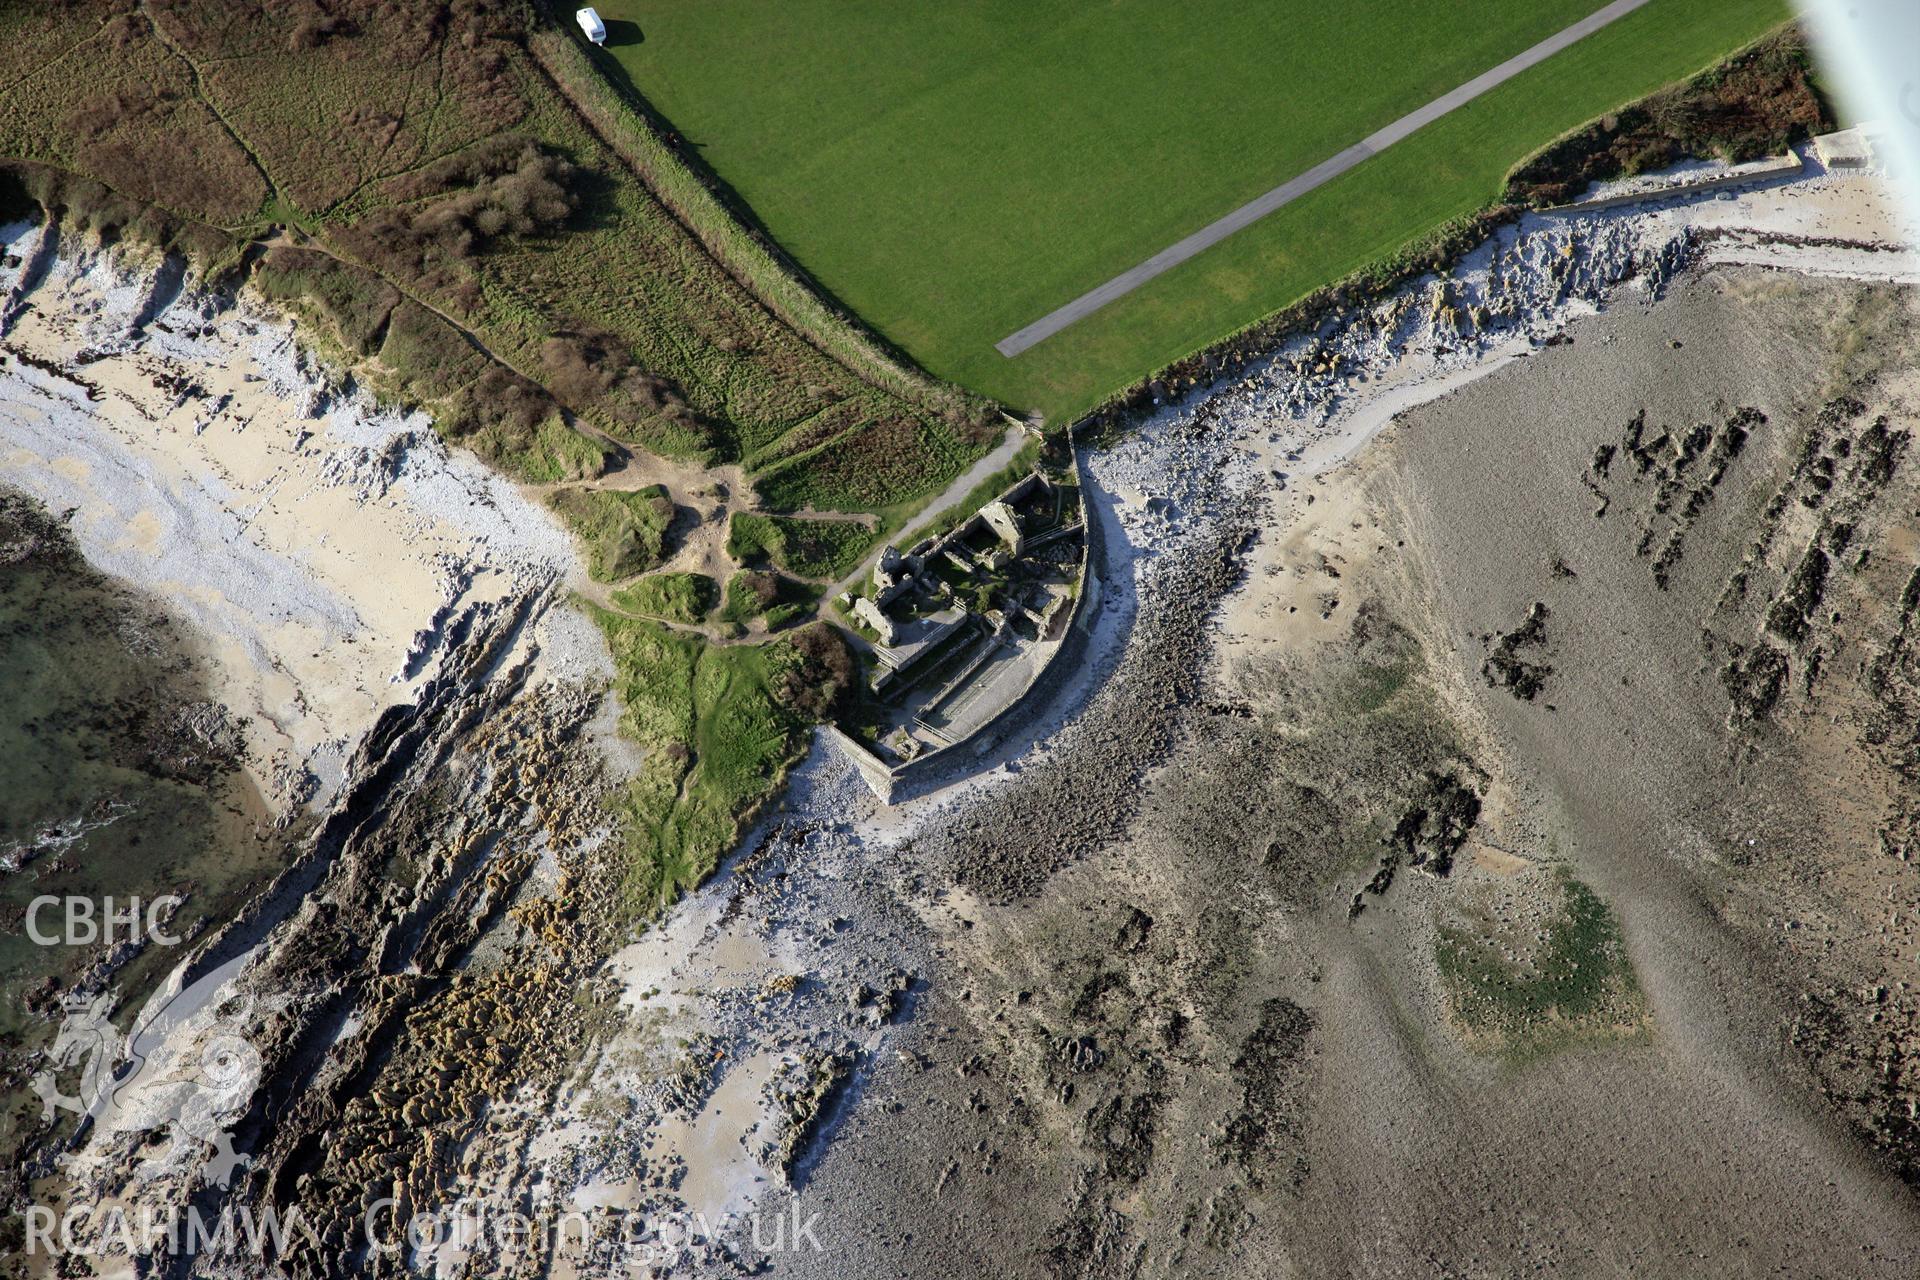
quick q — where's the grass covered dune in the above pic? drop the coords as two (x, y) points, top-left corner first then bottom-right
(594, 0), (1791, 421)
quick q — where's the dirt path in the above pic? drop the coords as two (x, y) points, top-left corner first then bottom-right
(830, 419), (1031, 597)
(254, 226), (1030, 636)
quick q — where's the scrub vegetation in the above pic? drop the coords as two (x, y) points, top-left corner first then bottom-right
(727, 512), (878, 581)
(0, 0), (999, 494)
(547, 485), (674, 582)
(718, 569), (819, 633)
(608, 571), (717, 624)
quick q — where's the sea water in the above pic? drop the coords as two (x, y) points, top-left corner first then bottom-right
(0, 487), (278, 1161)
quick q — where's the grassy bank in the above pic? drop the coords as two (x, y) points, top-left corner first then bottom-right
(727, 513), (879, 580)
(594, 613), (850, 914)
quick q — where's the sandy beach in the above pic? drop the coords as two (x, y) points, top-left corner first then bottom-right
(0, 222), (594, 812)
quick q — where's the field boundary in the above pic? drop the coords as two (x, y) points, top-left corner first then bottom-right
(994, 0), (1655, 358)
(528, 24), (984, 422)
(1055, 20), (1814, 447)
(1546, 148), (1804, 213)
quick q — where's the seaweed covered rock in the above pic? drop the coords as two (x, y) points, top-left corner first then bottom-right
(1386, 771), (1483, 877)
(1482, 601), (1552, 700)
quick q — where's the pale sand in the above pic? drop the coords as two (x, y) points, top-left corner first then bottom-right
(0, 222), (588, 811)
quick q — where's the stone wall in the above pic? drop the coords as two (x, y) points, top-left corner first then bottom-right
(826, 435), (1096, 803)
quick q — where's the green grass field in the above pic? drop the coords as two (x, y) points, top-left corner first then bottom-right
(591, 0), (1789, 421)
